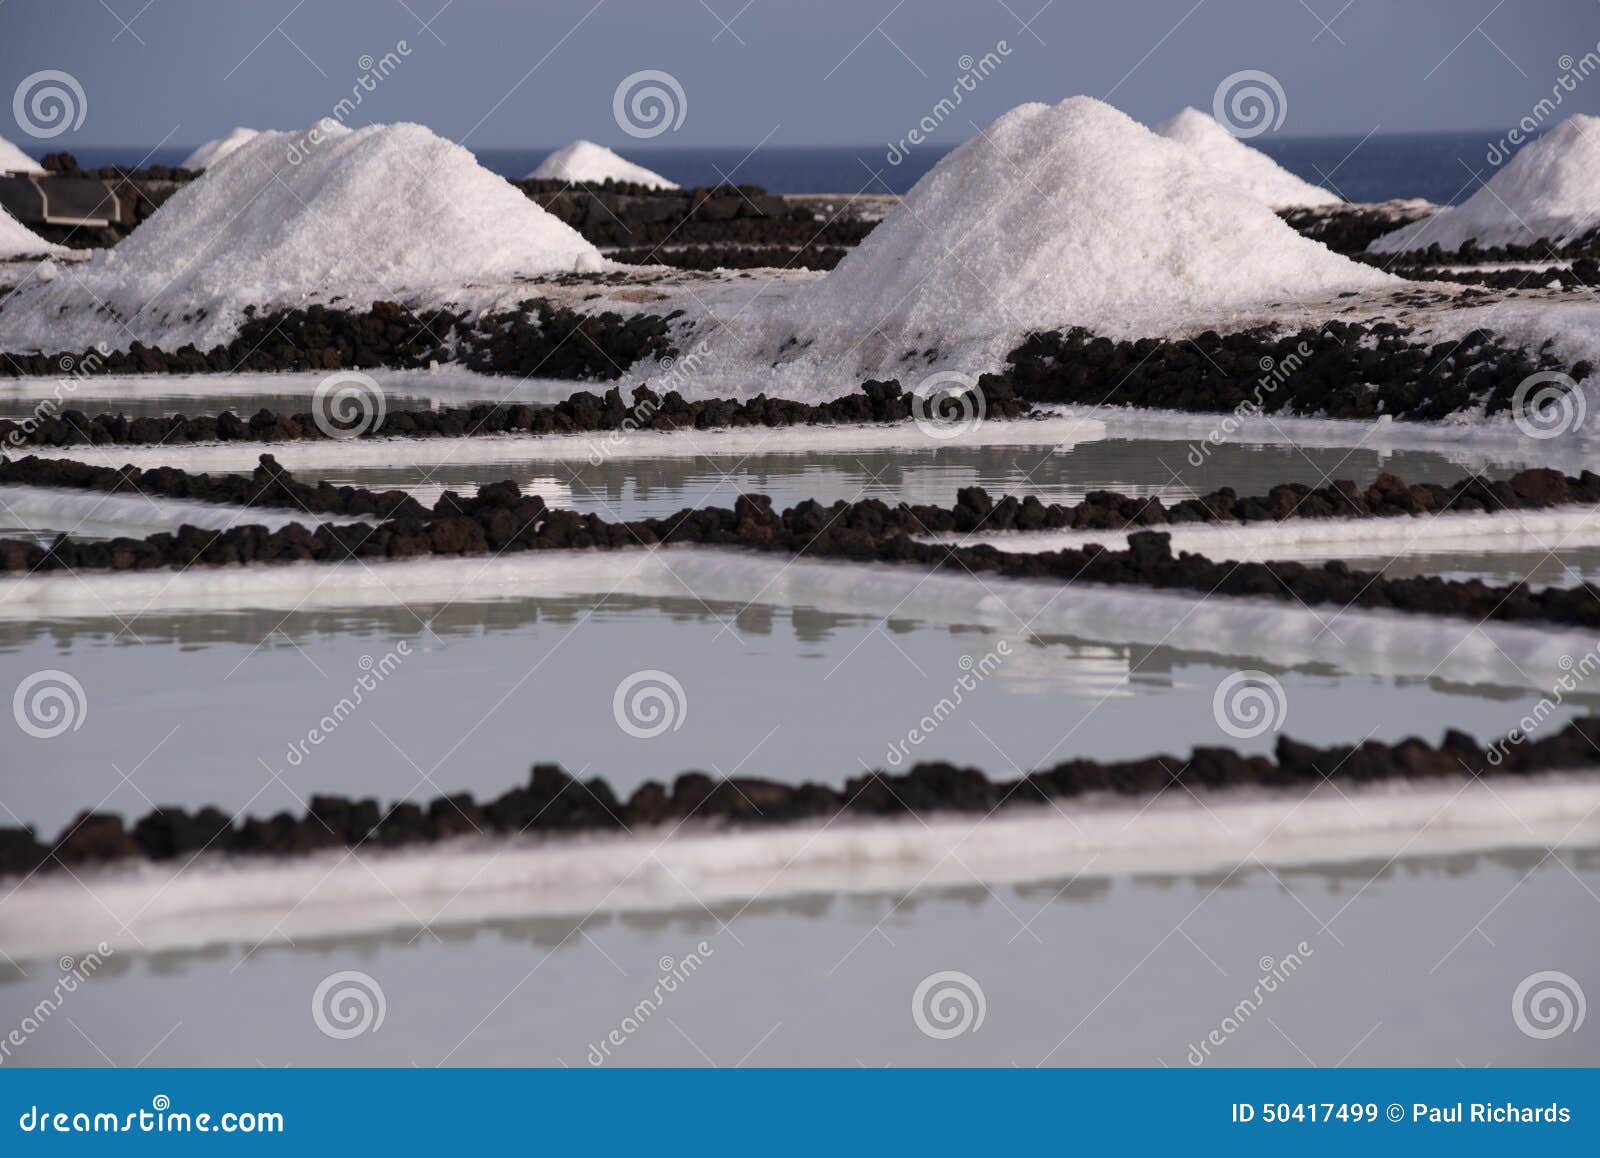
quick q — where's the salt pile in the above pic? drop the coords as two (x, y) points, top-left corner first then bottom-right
(1153, 107), (1341, 208)
(0, 121), (605, 353)
(525, 139), (679, 189)
(179, 127), (261, 171)
(1371, 114), (1600, 253)
(0, 205), (64, 260)
(719, 96), (1390, 385)
(0, 135), (45, 175)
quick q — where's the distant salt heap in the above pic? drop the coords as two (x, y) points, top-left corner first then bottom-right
(0, 205), (65, 260)
(0, 135), (45, 175)
(525, 140), (678, 189)
(0, 122), (605, 353)
(180, 127), (261, 171)
(1370, 115), (1600, 253)
(1153, 107), (1341, 208)
(747, 97), (1389, 379)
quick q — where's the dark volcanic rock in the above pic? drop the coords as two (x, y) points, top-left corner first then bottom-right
(6, 717), (1598, 873)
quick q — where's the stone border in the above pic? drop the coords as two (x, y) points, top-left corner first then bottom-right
(6, 718), (1597, 874)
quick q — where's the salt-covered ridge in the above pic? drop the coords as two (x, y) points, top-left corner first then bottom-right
(4, 772), (1596, 961)
(685, 97), (1393, 390)
(0, 122), (605, 353)
(526, 139), (678, 189)
(1153, 107), (1341, 208)
(0, 205), (63, 260)
(1370, 114), (1600, 254)
(178, 127), (261, 171)
(0, 134), (45, 175)
(0, 547), (1581, 690)
(0, 484), (375, 538)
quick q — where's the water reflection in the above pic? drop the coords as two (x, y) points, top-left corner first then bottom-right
(317, 436), (1548, 521)
(5, 844), (1594, 1066)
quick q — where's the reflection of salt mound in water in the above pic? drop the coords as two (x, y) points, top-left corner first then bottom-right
(1153, 107), (1341, 208)
(0, 205), (64, 260)
(0, 134), (45, 175)
(1371, 115), (1600, 253)
(525, 139), (678, 189)
(0, 122), (605, 353)
(179, 126), (261, 170)
(704, 97), (1391, 390)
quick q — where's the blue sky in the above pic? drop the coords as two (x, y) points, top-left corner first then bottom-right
(1, 0), (1595, 150)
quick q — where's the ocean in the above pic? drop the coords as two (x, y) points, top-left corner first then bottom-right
(69, 130), (1512, 206)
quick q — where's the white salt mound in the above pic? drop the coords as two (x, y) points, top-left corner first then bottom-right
(525, 140), (678, 189)
(0, 122), (605, 352)
(0, 135), (45, 175)
(180, 127), (262, 171)
(764, 97), (1390, 373)
(1370, 115), (1600, 253)
(0, 205), (64, 260)
(1153, 107), (1341, 208)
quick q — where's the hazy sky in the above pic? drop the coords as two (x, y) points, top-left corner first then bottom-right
(2, 0), (1595, 150)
